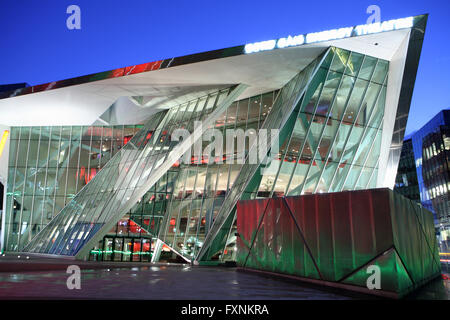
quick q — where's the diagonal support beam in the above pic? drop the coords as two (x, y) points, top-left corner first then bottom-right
(196, 51), (330, 262)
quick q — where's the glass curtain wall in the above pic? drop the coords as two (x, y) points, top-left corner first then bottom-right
(16, 47), (390, 264)
(89, 89), (279, 262)
(198, 47), (389, 262)
(272, 47), (388, 196)
(5, 125), (142, 252)
(89, 167), (179, 262)
(158, 91), (278, 259)
(196, 51), (326, 262)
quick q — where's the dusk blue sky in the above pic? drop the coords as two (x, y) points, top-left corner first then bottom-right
(0, 0), (449, 135)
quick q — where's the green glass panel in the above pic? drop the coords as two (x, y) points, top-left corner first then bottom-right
(330, 75), (355, 121)
(10, 127), (20, 140)
(366, 129), (382, 168)
(345, 52), (364, 77)
(319, 161), (340, 192)
(342, 165), (363, 190)
(342, 79), (369, 124)
(321, 49), (334, 69)
(369, 85), (387, 129)
(330, 47), (350, 73)
(315, 71), (342, 117)
(8, 138), (18, 167)
(7, 167), (15, 190)
(329, 128), (363, 191)
(200, 206), (235, 262)
(353, 127), (379, 167)
(19, 127), (31, 141)
(23, 167), (36, 195)
(303, 68), (327, 114)
(372, 59), (389, 84)
(257, 107), (299, 196)
(358, 56), (377, 80)
(303, 162), (322, 194)
(355, 82), (382, 127)
(248, 94), (261, 126)
(29, 127), (41, 141)
(314, 120), (339, 161)
(13, 167), (25, 193)
(16, 140), (29, 167)
(355, 167), (373, 189)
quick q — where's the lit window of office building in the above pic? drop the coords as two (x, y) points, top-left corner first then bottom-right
(421, 124), (450, 244)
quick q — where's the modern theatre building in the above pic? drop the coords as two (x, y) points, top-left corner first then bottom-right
(0, 15), (436, 290)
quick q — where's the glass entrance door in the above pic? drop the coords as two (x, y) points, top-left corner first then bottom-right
(122, 238), (132, 262)
(103, 237), (113, 261)
(113, 238), (123, 261)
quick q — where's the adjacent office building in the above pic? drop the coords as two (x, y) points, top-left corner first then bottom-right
(421, 122), (450, 245)
(0, 15), (427, 263)
(400, 109), (450, 244)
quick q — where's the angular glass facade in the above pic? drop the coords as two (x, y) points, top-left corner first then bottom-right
(91, 88), (279, 262)
(22, 85), (249, 257)
(7, 46), (391, 264)
(4, 125), (142, 252)
(155, 90), (279, 259)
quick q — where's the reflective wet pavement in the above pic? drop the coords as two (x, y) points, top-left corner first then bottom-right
(0, 264), (449, 300)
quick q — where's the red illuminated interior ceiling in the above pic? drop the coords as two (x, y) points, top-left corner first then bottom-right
(76, 167), (98, 184)
(124, 135), (132, 145)
(133, 241), (150, 252)
(128, 220), (150, 234)
(171, 154), (348, 168)
(129, 220), (140, 233)
(142, 219), (156, 229)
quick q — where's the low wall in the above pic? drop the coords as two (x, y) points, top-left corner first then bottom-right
(236, 188), (441, 298)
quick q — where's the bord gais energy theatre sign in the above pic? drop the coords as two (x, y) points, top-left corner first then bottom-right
(244, 16), (414, 54)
